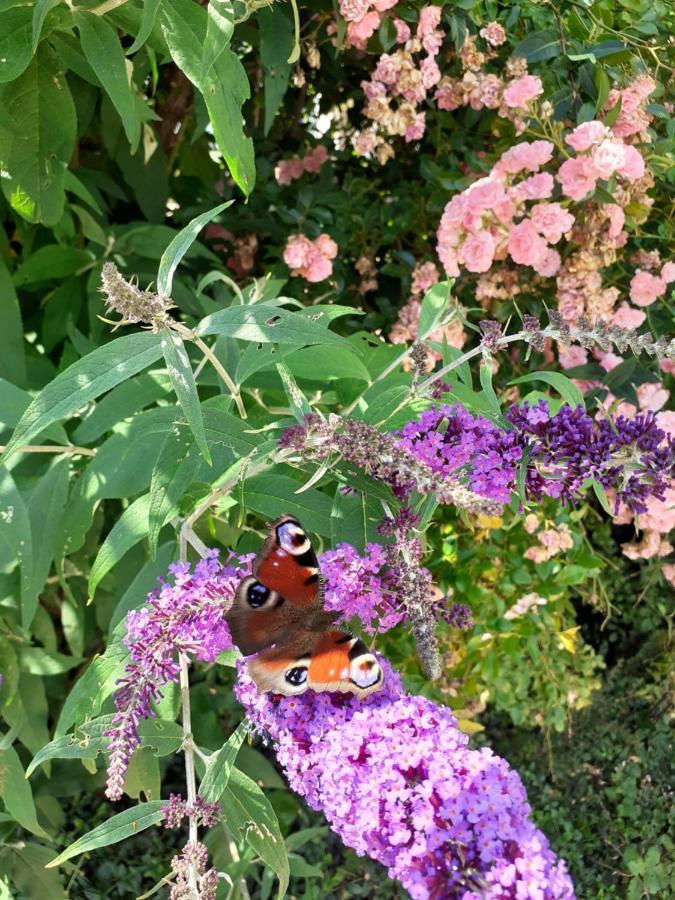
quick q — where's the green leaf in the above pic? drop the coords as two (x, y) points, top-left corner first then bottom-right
(0, 744), (49, 838)
(32, 0), (62, 51)
(88, 495), (151, 601)
(243, 474), (332, 536)
(24, 459), (70, 629)
(513, 30), (561, 63)
(157, 201), (233, 297)
(222, 768), (289, 899)
(46, 802), (164, 868)
(418, 281), (451, 338)
(76, 12), (140, 150)
(0, 44), (76, 225)
(0, 6), (33, 83)
(0, 259), (26, 387)
(9, 842), (66, 898)
(160, 0), (255, 196)
(55, 643), (128, 737)
(197, 304), (352, 348)
(1, 332), (163, 466)
(258, 5), (294, 135)
(202, 0), (234, 79)
(73, 371), (170, 444)
(18, 647), (81, 675)
(479, 360), (502, 417)
(109, 541), (177, 636)
(12, 245), (93, 287)
(276, 362), (312, 422)
(161, 328), (211, 465)
(0, 466), (33, 621)
(283, 345), (370, 384)
(126, 0), (162, 54)
(508, 372), (584, 409)
(199, 722), (247, 803)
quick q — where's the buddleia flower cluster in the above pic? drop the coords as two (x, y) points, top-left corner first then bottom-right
(235, 660), (575, 900)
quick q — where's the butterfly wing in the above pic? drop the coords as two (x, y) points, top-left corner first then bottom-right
(247, 629), (383, 698)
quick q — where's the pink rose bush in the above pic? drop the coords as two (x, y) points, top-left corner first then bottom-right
(274, 145), (329, 185)
(283, 233), (338, 282)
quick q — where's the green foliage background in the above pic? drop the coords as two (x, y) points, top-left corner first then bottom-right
(0, 0), (673, 897)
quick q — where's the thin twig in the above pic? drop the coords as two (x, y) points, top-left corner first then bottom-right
(0, 444), (96, 457)
(171, 321), (247, 419)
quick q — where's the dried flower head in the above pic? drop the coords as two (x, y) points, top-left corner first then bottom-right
(100, 262), (174, 328)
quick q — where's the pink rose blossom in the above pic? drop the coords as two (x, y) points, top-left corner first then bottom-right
(284, 233), (338, 282)
(530, 203), (575, 244)
(663, 564), (675, 588)
(420, 56), (441, 88)
(637, 383), (669, 413)
(283, 234), (312, 270)
(479, 22), (506, 47)
(373, 53), (401, 85)
(596, 351), (622, 372)
(660, 261), (675, 282)
(304, 145), (329, 172)
(411, 260), (439, 296)
(657, 410), (675, 439)
(606, 205), (625, 241)
(417, 5), (442, 37)
(372, 0), (396, 11)
(496, 140), (554, 175)
(462, 232), (496, 273)
(565, 120), (609, 152)
(352, 130), (378, 156)
(305, 255), (332, 282)
(393, 17), (411, 42)
(346, 11), (380, 47)
(533, 248), (561, 277)
(502, 75), (543, 109)
(315, 234), (338, 259)
(507, 220), (549, 268)
(513, 172), (555, 200)
(339, 0), (371, 22)
(558, 156), (598, 201)
(611, 303), (646, 329)
(660, 359), (675, 375)
(630, 269), (667, 306)
(559, 346), (588, 369)
(616, 145), (645, 181)
(404, 112), (426, 142)
(591, 140), (626, 179)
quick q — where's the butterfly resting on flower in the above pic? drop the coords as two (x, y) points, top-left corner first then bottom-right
(226, 514), (384, 698)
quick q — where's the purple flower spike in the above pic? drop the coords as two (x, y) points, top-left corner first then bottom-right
(235, 660), (575, 900)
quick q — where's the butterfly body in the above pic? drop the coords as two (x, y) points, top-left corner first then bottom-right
(226, 515), (383, 698)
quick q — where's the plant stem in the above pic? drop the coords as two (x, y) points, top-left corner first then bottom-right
(179, 652), (200, 898)
(0, 444), (96, 457)
(171, 321), (247, 419)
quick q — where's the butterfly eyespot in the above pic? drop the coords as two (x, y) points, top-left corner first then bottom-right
(246, 582), (270, 608)
(277, 521), (311, 555)
(285, 666), (308, 686)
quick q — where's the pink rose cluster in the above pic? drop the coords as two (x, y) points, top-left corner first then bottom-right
(604, 73), (656, 140)
(338, 0), (398, 50)
(630, 260), (675, 307)
(437, 123), (649, 281)
(283, 233), (338, 283)
(274, 145), (329, 186)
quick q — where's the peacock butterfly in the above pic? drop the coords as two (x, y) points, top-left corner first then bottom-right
(226, 514), (384, 698)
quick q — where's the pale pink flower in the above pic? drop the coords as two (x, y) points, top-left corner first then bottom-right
(411, 261), (439, 296)
(462, 232), (496, 273)
(616, 145), (645, 181)
(283, 234), (312, 270)
(606, 205), (625, 241)
(533, 248), (561, 277)
(621, 530), (673, 561)
(523, 514), (539, 534)
(339, 0), (371, 22)
(393, 17), (411, 42)
(303, 145), (329, 173)
(404, 112), (426, 142)
(663, 564), (675, 588)
(507, 220), (548, 268)
(352, 130), (378, 156)
(284, 233), (337, 282)
(417, 5), (442, 37)
(558, 156), (598, 201)
(657, 410), (675, 438)
(275, 157), (305, 185)
(346, 11), (380, 46)
(565, 120), (609, 152)
(591, 140), (626, 179)
(502, 75), (543, 109)
(435, 79), (459, 111)
(606, 75), (656, 139)
(496, 140), (554, 175)
(596, 351), (622, 372)
(530, 203), (575, 244)
(637, 383), (669, 413)
(660, 359), (675, 375)
(479, 22), (506, 47)
(660, 261), (675, 282)
(559, 346), (588, 369)
(305, 255), (332, 282)
(420, 56), (441, 88)
(611, 302), (646, 329)
(630, 269), (667, 306)
(315, 234), (338, 259)
(372, 0), (396, 10)
(373, 53), (401, 85)
(513, 172), (555, 200)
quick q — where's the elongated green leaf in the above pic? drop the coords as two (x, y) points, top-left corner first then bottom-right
(283, 345), (370, 384)
(55, 643), (129, 738)
(1, 332), (163, 466)
(243, 474), (332, 536)
(478, 361), (502, 418)
(8, 843), (66, 898)
(0, 44), (76, 225)
(0, 744), (49, 838)
(202, 0), (234, 79)
(160, 0), (255, 195)
(88, 495), (151, 600)
(19, 647), (81, 675)
(127, 0), (163, 54)
(76, 12), (140, 150)
(161, 328), (211, 464)
(513, 30), (561, 63)
(508, 372), (585, 409)
(73, 372), (170, 444)
(276, 362), (311, 422)
(223, 768), (289, 898)
(197, 305), (352, 348)
(46, 802), (164, 868)
(0, 466), (33, 617)
(12, 245), (93, 287)
(0, 6), (33, 83)
(199, 722), (247, 803)
(24, 459), (70, 629)
(258, 6), (294, 134)
(157, 201), (233, 297)
(32, 0), (62, 51)
(418, 281), (451, 338)
(0, 247), (26, 389)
